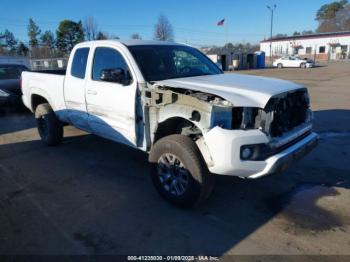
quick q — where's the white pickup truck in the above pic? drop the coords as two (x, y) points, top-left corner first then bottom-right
(22, 40), (318, 207)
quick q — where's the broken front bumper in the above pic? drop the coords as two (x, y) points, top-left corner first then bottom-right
(247, 132), (318, 178)
(200, 127), (318, 178)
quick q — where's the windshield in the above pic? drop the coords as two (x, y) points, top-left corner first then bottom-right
(0, 65), (29, 80)
(128, 45), (222, 81)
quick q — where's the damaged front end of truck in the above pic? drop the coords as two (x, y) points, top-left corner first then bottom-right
(141, 75), (318, 177)
(139, 79), (315, 176)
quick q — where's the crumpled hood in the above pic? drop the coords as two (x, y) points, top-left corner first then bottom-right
(154, 73), (304, 108)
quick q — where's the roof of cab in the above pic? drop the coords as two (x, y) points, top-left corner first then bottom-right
(81, 39), (185, 47)
(120, 39), (184, 46)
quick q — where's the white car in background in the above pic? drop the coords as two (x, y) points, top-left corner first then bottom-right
(273, 56), (314, 68)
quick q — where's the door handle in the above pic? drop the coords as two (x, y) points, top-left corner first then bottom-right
(87, 90), (97, 95)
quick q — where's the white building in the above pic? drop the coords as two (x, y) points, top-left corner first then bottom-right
(260, 31), (350, 61)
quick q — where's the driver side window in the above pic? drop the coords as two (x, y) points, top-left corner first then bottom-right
(92, 47), (132, 82)
(173, 50), (210, 74)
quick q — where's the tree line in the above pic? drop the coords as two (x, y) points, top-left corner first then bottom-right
(272, 0), (350, 39)
(206, 42), (260, 55)
(0, 14), (174, 58)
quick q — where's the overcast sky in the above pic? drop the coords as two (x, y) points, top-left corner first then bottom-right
(0, 0), (332, 46)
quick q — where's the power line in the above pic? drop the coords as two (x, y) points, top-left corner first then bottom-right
(0, 18), (265, 37)
(0, 17), (264, 46)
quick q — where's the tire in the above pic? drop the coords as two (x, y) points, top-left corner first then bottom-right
(277, 63), (283, 69)
(35, 103), (63, 146)
(300, 63), (306, 68)
(149, 135), (214, 208)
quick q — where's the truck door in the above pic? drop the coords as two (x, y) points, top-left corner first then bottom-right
(85, 46), (137, 147)
(64, 47), (90, 130)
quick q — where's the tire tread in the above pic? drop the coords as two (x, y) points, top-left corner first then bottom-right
(149, 134), (214, 207)
(35, 103), (63, 146)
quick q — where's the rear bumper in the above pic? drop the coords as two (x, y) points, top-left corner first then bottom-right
(306, 63), (313, 68)
(201, 127), (318, 178)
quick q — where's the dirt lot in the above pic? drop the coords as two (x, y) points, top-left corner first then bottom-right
(0, 61), (349, 256)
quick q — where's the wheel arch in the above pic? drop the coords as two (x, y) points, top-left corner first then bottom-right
(153, 116), (203, 143)
(152, 116), (214, 169)
(31, 94), (50, 112)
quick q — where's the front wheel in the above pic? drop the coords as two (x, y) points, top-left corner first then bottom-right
(35, 103), (63, 146)
(277, 63), (283, 69)
(149, 135), (214, 208)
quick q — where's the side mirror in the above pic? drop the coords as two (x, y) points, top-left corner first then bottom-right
(100, 68), (131, 85)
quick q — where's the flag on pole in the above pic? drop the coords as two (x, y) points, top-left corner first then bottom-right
(217, 19), (225, 26)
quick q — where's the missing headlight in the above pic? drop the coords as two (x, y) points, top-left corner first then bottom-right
(211, 105), (232, 129)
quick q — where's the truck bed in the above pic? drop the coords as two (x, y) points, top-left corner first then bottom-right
(21, 71), (67, 116)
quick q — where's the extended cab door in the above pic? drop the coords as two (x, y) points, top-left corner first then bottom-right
(85, 46), (137, 146)
(63, 47), (90, 130)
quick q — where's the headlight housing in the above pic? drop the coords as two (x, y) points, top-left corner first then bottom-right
(210, 105), (232, 129)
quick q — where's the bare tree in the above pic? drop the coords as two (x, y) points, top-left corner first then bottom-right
(154, 14), (174, 41)
(83, 16), (98, 40)
(131, 33), (142, 39)
(96, 31), (108, 40)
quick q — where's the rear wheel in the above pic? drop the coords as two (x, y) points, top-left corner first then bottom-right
(149, 135), (214, 208)
(277, 63), (283, 69)
(35, 103), (63, 146)
(300, 63), (306, 68)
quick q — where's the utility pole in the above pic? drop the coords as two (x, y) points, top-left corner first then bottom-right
(314, 44), (317, 63)
(267, 4), (277, 65)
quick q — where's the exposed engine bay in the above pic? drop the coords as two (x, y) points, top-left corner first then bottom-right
(142, 83), (312, 149)
(230, 88), (311, 136)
